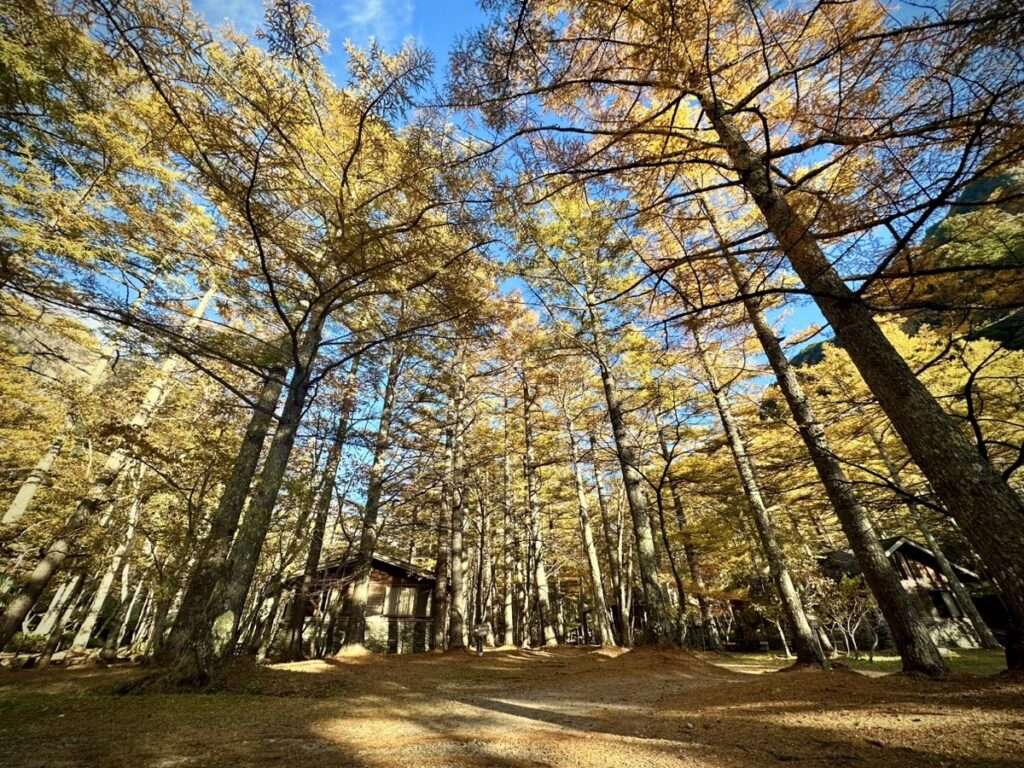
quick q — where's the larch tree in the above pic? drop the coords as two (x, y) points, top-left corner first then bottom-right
(2, 0), (1021, 686)
(451, 0), (1024, 669)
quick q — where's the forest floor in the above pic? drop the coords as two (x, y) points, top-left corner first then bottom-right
(1, 646), (1022, 768)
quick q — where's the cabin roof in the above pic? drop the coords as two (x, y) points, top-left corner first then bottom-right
(818, 534), (981, 582)
(287, 552), (436, 587)
(880, 536), (981, 581)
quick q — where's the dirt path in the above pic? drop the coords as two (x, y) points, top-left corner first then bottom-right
(1, 648), (1022, 767)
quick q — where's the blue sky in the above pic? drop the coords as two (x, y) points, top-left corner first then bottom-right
(192, 0), (487, 86)
(190, 0), (828, 348)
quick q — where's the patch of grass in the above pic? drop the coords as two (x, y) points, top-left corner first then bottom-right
(841, 648), (1007, 676)
(705, 648), (1007, 676)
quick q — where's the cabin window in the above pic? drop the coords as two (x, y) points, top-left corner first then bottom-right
(385, 586), (417, 616)
(928, 590), (960, 619)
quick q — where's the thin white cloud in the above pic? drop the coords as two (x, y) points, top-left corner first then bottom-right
(191, 0), (266, 36)
(335, 0), (415, 48)
(189, 0), (419, 60)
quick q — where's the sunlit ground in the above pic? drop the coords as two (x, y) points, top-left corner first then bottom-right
(0, 647), (1020, 768)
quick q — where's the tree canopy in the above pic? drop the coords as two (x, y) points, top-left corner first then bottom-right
(1, 0), (1022, 686)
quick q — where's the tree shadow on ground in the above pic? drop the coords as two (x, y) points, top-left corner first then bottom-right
(450, 692), (1024, 768)
(2, 648), (1022, 768)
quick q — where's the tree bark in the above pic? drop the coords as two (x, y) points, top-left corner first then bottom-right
(694, 335), (825, 666)
(145, 592), (172, 658)
(501, 404), (516, 646)
(657, 429), (720, 650)
(219, 360), (317, 646)
(431, 402), (454, 650)
(473, 492), (495, 647)
(345, 344), (403, 646)
(32, 574), (78, 638)
(3, 438), (64, 526)
(100, 563), (138, 661)
(652, 481), (688, 624)
(38, 575), (88, 669)
(700, 91), (1024, 669)
(715, 232), (946, 676)
(592, 345), (673, 644)
(0, 287), (213, 651)
(520, 370), (558, 646)
(167, 310), (322, 686)
(120, 585), (150, 649)
(590, 439), (630, 645)
(71, 482), (142, 651)
(480, 495), (496, 646)
(283, 355), (360, 659)
(566, 421), (616, 646)
(448, 349), (469, 650)
(256, 587), (288, 662)
(160, 370), (285, 663)
(869, 428), (1002, 652)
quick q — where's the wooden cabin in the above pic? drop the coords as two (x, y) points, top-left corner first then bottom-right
(819, 535), (1005, 648)
(284, 553), (435, 655)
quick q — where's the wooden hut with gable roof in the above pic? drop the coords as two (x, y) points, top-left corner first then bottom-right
(284, 553), (435, 655)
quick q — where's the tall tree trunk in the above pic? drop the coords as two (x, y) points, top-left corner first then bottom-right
(657, 429), (719, 650)
(119, 585), (149, 649)
(478, 494), (496, 646)
(0, 287), (214, 651)
(515, 517), (529, 646)
(870, 429), (1002, 651)
(240, 578), (276, 654)
(566, 420), (615, 646)
(407, 504), (419, 563)
(522, 505), (535, 647)
(520, 370), (558, 646)
(590, 439), (629, 645)
(71, 481), (142, 651)
(550, 576), (566, 643)
(160, 371), (285, 663)
(431, 405), (454, 651)
(167, 311), (323, 686)
(145, 592), (172, 658)
(3, 289), (152, 526)
(345, 344), (403, 646)
(131, 594), (155, 654)
(448, 350), (469, 649)
(714, 233), (946, 676)
(448, 484), (468, 647)
(652, 482), (687, 622)
(38, 575), (88, 669)
(590, 337), (673, 644)
(256, 587), (288, 662)
(910, 504), (1001, 650)
(32, 574), (79, 638)
(700, 91), (1024, 669)
(101, 563), (139, 661)
(580, 277), (673, 643)
(283, 355), (360, 659)
(501, 404), (516, 646)
(3, 438), (64, 526)
(774, 618), (792, 659)
(473, 492), (494, 647)
(622, 544), (635, 643)
(219, 356), (317, 645)
(694, 336), (825, 667)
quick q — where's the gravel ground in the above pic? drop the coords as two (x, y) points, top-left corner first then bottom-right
(0, 647), (1022, 767)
